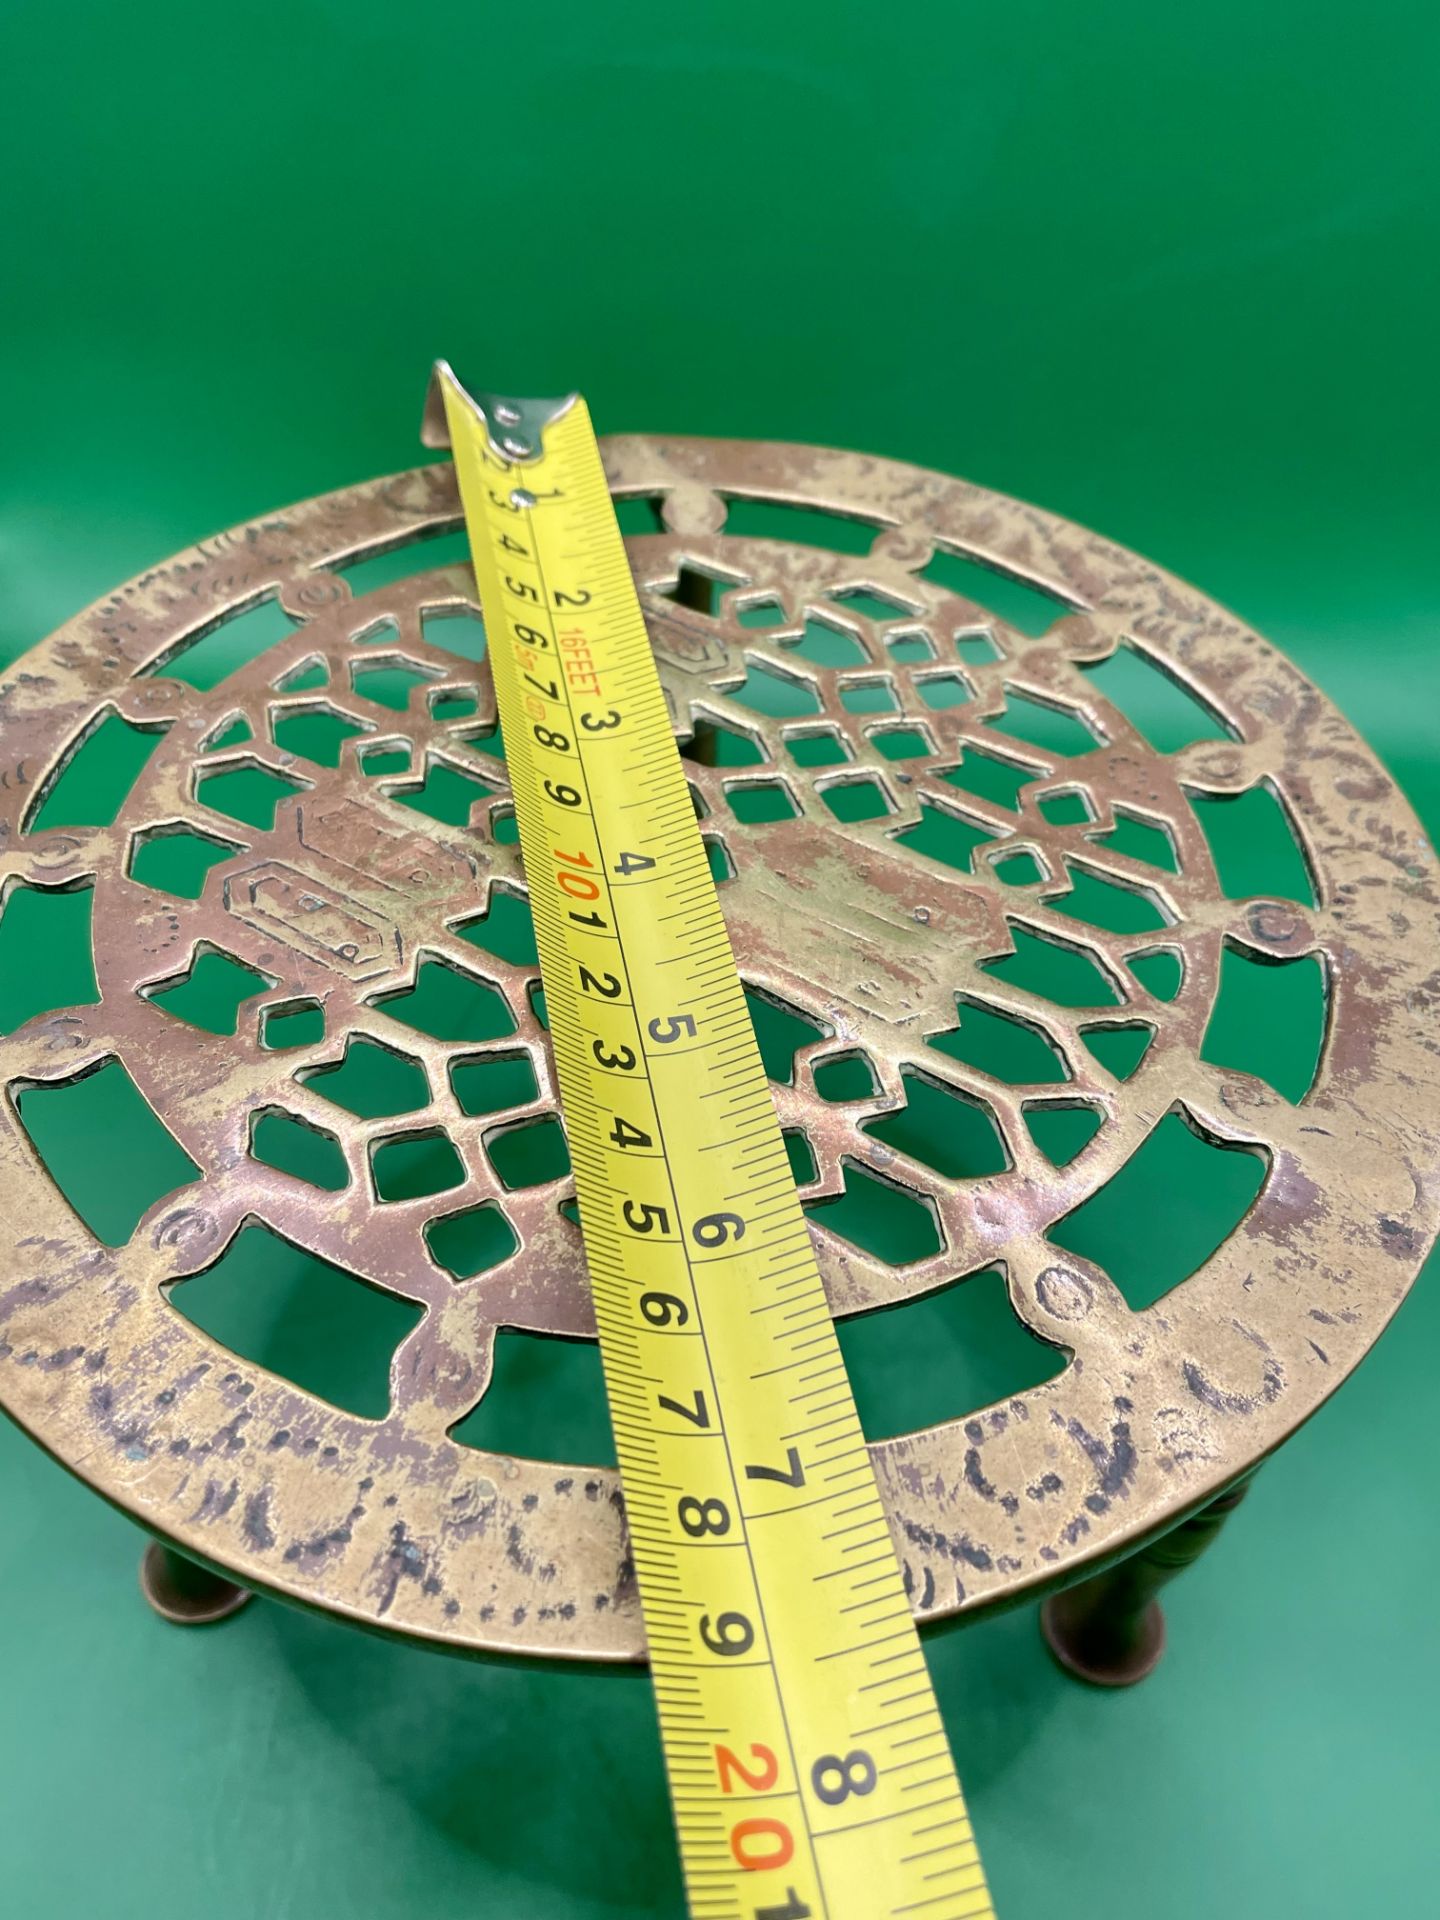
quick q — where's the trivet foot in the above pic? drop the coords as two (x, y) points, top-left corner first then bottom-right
(1040, 1479), (1251, 1687)
(1041, 1590), (1166, 1686)
(139, 1542), (253, 1625)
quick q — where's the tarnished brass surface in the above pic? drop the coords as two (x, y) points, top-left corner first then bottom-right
(1, 438), (1435, 1660)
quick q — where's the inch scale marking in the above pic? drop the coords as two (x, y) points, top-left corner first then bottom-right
(435, 365), (994, 1920)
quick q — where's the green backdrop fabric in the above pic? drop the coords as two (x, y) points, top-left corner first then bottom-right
(2, 5), (1437, 1916)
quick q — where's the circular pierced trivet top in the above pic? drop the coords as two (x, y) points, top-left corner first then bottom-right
(1, 438), (1436, 1659)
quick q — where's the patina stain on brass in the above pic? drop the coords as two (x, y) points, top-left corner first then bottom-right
(0, 437), (1435, 1661)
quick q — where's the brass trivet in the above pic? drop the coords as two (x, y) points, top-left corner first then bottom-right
(1, 437), (1435, 1662)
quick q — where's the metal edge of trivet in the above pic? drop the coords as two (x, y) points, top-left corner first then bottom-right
(0, 391), (1435, 1701)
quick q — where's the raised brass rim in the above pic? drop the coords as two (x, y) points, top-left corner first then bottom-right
(0, 437), (1434, 1660)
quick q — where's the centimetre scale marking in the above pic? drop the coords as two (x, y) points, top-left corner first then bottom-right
(438, 365), (994, 1920)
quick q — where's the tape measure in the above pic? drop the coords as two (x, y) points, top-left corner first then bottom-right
(434, 364), (995, 1920)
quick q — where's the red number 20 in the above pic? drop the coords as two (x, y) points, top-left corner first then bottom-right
(714, 1743), (795, 1874)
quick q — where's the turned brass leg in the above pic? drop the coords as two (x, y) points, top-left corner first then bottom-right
(139, 1542), (253, 1626)
(1041, 1479), (1252, 1687)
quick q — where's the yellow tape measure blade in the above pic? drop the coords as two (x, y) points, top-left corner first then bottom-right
(439, 366), (995, 1920)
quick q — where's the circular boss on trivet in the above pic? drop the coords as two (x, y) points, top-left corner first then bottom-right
(0, 439), (1435, 1657)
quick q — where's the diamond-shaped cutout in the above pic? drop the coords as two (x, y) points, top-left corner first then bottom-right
(1080, 1022), (1154, 1080)
(786, 729), (850, 768)
(349, 616), (400, 647)
(980, 926), (1122, 1008)
(274, 657), (328, 694)
(828, 587), (920, 624)
(196, 759), (308, 831)
(734, 596), (787, 628)
(786, 618), (867, 668)
(260, 998), (325, 1051)
(989, 848), (1047, 888)
(813, 1051), (879, 1102)
(730, 660), (822, 718)
(1038, 789), (1096, 827)
(351, 655), (442, 713)
(370, 957), (516, 1044)
(358, 740), (412, 778)
(371, 1129), (466, 1202)
(430, 688), (480, 721)
(426, 1203), (518, 1278)
(485, 1114), (571, 1190)
(941, 748), (1033, 812)
(1127, 948), (1183, 1001)
(1053, 862), (1170, 935)
(249, 1108), (348, 1190)
(914, 673), (971, 710)
(145, 945), (275, 1036)
(1022, 1099), (1104, 1166)
(272, 702), (367, 768)
(202, 715), (251, 751)
(839, 679), (897, 715)
(450, 1051), (540, 1117)
(704, 837), (735, 883)
(954, 631), (1004, 666)
(985, 692), (1101, 758)
(887, 630), (935, 664)
(128, 825), (242, 900)
(929, 1000), (1070, 1086)
(683, 719), (765, 767)
(394, 754), (498, 828)
(783, 1129), (817, 1185)
(421, 605), (487, 663)
(805, 1162), (943, 1264)
(1089, 811), (1177, 873)
(868, 726), (932, 762)
(892, 802), (994, 874)
(819, 778), (892, 823)
(460, 717), (505, 762)
(454, 888), (539, 967)
(744, 985), (829, 1083)
(302, 1035), (430, 1118)
(864, 1070), (1009, 1178)
(691, 829), (725, 879)
(728, 780), (800, 824)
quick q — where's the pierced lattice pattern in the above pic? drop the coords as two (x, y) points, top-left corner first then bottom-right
(0, 438), (1435, 1661)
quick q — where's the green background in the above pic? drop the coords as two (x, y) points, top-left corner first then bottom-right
(2, 4), (1437, 1916)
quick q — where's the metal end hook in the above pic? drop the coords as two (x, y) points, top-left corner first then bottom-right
(419, 360), (459, 450)
(421, 361), (578, 464)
